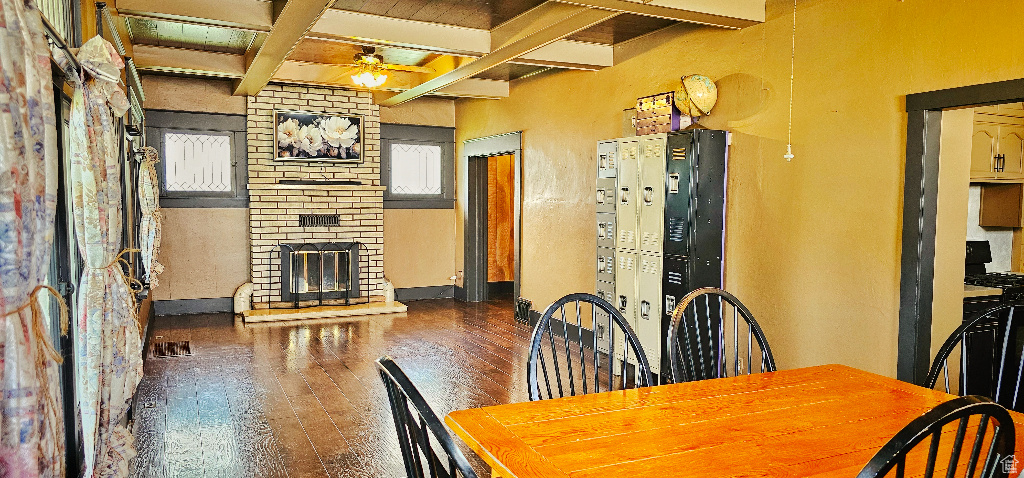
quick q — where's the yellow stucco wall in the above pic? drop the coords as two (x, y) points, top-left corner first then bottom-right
(381, 97), (459, 290)
(454, 0), (1024, 377)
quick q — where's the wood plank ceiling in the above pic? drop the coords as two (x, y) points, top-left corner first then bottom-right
(116, 0), (766, 103)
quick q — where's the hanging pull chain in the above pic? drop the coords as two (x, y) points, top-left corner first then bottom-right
(784, 0), (797, 161)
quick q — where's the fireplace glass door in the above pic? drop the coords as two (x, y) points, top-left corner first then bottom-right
(292, 249), (349, 294)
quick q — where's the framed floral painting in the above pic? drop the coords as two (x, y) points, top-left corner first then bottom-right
(274, 110), (362, 162)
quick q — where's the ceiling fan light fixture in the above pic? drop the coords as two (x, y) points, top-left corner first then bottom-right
(352, 47), (388, 88)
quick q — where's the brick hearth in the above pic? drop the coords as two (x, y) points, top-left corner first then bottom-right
(246, 84), (383, 307)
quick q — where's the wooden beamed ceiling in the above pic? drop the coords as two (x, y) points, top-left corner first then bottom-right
(113, 0), (765, 103)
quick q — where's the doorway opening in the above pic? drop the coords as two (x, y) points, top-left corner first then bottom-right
(899, 78), (1024, 385)
(486, 154), (516, 301)
(463, 132), (522, 303)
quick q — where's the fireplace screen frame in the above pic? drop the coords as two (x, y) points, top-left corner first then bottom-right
(278, 242), (361, 307)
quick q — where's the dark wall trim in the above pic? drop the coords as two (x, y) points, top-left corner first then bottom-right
(906, 78), (1024, 112)
(382, 123), (455, 142)
(897, 76), (1024, 384)
(384, 198), (455, 209)
(154, 297), (233, 316)
(463, 132), (523, 302)
(897, 110), (942, 384)
(454, 285), (467, 301)
(395, 285), (455, 301)
(146, 110), (247, 131)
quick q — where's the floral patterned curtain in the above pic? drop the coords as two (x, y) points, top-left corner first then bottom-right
(0, 0), (67, 475)
(138, 146), (162, 287)
(69, 36), (143, 478)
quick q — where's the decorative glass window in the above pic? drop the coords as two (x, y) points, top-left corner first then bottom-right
(381, 124), (454, 209)
(390, 143), (442, 195)
(163, 132), (233, 193)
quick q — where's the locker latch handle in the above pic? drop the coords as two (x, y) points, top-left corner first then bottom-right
(597, 223), (606, 238)
(597, 256), (605, 272)
(618, 295), (628, 312)
(597, 189), (605, 204)
(640, 300), (651, 320)
(668, 173), (680, 194)
(665, 295), (676, 315)
(643, 186), (654, 205)
(620, 187), (629, 205)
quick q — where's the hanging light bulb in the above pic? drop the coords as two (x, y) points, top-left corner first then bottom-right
(352, 47), (388, 88)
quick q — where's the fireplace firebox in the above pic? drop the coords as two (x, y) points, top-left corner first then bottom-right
(278, 242), (361, 306)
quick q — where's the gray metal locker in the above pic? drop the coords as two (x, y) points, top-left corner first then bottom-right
(614, 250), (638, 328)
(597, 140), (618, 178)
(637, 253), (663, 370)
(639, 134), (667, 256)
(615, 138), (640, 252)
(596, 178), (616, 214)
(596, 213), (615, 249)
(595, 280), (614, 354)
(596, 248), (615, 283)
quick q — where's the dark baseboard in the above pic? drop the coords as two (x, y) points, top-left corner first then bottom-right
(528, 310), (595, 348)
(154, 297), (233, 316)
(395, 285), (455, 301)
(487, 281), (514, 297)
(454, 286), (467, 301)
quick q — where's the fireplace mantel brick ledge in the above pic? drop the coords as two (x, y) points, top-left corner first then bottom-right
(246, 84), (385, 309)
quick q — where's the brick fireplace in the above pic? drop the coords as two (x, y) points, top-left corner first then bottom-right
(247, 84), (383, 308)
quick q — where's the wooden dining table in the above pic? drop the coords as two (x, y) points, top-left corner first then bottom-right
(445, 364), (1024, 477)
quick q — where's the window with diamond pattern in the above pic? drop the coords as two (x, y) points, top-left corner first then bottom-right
(163, 132), (233, 192)
(390, 143), (443, 196)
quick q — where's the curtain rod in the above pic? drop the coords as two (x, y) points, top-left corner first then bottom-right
(40, 13), (82, 74)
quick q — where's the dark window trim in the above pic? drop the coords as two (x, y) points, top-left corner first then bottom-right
(146, 109), (248, 208)
(382, 123), (455, 209)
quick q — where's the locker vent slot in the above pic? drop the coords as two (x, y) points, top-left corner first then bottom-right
(667, 217), (687, 243)
(672, 147), (686, 161)
(667, 271), (684, 285)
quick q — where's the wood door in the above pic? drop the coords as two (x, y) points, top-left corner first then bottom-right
(998, 124), (1024, 177)
(487, 154), (515, 283)
(971, 121), (998, 178)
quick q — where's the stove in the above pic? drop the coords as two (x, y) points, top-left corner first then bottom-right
(964, 240), (1024, 302)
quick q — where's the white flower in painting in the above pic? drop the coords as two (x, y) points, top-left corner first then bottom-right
(298, 125), (324, 156)
(321, 116), (359, 149)
(278, 118), (301, 148)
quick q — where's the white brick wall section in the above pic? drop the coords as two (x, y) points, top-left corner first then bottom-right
(247, 85), (385, 308)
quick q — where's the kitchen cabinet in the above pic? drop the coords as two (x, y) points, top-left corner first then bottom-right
(971, 111), (1024, 181)
(979, 182), (1023, 227)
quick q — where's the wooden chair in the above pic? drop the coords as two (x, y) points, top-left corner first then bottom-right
(377, 356), (479, 478)
(667, 287), (776, 383)
(527, 293), (652, 401)
(856, 396), (1015, 478)
(926, 303), (1024, 411)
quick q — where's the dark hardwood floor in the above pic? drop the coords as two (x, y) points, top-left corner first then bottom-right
(129, 298), (530, 478)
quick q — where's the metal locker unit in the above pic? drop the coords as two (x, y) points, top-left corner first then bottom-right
(681, 129), (728, 290)
(639, 134), (667, 256)
(615, 138), (641, 252)
(594, 280), (615, 354)
(596, 248), (615, 283)
(596, 178), (616, 214)
(637, 253), (663, 369)
(615, 250), (638, 329)
(662, 129), (729, 377)
(596, 213), (615, 249)
(598, 140), (618, 178)
(595, 140), (618, 354)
